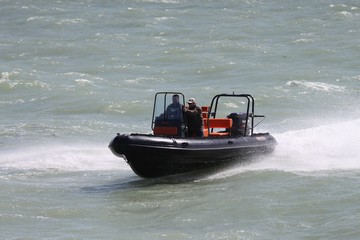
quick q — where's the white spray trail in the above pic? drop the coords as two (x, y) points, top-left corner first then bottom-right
(263, 118), (360, 171)
(0, 142), (128, 171)
(208, 118), (360, 179)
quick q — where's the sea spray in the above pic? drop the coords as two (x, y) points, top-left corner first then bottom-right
(268, 118), (360, 172)
(0, 142), (127, 171)
(207, 118), (360, 180)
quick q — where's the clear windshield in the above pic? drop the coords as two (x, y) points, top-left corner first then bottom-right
(152, 92), (185, 130)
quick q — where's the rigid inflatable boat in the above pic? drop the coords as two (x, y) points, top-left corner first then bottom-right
(109, 92), (276, 178)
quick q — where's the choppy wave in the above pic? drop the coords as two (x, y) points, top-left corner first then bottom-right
(0, 71), (50, 90)
(287, 80), (346, 93)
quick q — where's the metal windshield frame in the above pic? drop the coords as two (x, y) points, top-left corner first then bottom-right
(208, 93), (255, 136)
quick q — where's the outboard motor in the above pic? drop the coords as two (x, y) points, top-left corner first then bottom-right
(227, 113), (251, 136)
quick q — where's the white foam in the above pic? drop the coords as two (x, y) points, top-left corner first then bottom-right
(0, 142), (128, 172)
(208, 118), (360, 179)
(287, 80), (346, 93)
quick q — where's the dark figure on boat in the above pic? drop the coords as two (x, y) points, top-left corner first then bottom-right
(183, 98), (204, 137)
(166, 94), (183, 120)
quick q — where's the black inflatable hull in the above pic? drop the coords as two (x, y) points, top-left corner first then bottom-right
(109, 133), (276, 178)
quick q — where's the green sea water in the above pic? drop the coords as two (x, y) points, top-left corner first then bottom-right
(1, 0), (360, 239)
